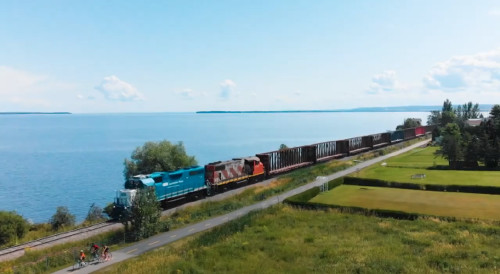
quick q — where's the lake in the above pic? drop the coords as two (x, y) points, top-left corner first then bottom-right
(0, 112), (429, 223)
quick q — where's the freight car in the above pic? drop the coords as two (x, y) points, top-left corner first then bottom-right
(114, 125), (434, 210)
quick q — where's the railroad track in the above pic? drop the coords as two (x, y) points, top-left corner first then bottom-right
(0, 221), (119, 262)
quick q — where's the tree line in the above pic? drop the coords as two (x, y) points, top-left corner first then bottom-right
(429, 99), (500, 169)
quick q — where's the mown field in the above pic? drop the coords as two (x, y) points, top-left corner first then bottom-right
(309, 185), (500, 220)
(98, 205), (500, 273)
(356, 146), (500, 187)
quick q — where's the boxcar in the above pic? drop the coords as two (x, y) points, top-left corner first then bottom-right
(415, 126), (426, 136)
(347, 136), (372, 155)
(371, 132), (391, 148)
(314, 140), (348, 162)
(403, 128), (416, 140)
(257, 145), (316, 176)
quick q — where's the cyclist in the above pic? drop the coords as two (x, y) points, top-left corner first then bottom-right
(90, 243), (100, 260)
(102, 245), (110, 261)
(79, 250), (86, 266)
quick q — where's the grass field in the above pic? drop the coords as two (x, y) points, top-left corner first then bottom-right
(356, 146), (500, 187)
(309, 185), (500, 220)
(98, 205), (500, 273)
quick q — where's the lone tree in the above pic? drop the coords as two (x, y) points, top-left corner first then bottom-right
(0, 211), (29, 246)
(125, 187), (161, 241)
(49, 206), (76, 231)
(123, 140), (197, 180)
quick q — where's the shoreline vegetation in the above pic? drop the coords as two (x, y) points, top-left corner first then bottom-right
(0, 112), (71, 115)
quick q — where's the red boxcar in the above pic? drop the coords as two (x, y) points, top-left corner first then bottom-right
(415, 126), (426, 136)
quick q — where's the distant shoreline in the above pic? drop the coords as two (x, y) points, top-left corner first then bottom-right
(0, 112), (72, 115)
(197, 105), (494, 114)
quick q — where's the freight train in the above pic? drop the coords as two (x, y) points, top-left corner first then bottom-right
(114, 125), (434, 210)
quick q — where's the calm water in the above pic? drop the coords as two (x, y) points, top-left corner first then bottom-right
(0, 112), (429, 223)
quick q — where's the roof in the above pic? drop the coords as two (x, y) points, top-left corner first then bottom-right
(465, 119), (482, 127)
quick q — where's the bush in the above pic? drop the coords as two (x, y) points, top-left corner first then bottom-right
(124, 188), (162, 241)
(85, 203), (106, 224)
(0, 211), (29, 245)
(49, 206), (75, 231)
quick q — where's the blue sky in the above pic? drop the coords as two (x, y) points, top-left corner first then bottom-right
(1, 0), (500, 113)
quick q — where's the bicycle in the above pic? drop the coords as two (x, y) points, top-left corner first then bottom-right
(98, 251), (113, 263)
(73, 259), (87, 270)
(90, 250), (100, 263)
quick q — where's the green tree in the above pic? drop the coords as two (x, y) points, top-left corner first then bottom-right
(0, 211), (29, 246)
(126, 188), (161, 241)
(456, 102), (481, 121)
(49, 206), (76, 231)
(462, 132), (480, 167)
(396, 118), (421, 130)
(489, 104), (500, 120)
(124, 140), (197, 181)
(438, 123), (463, 168)
(279, 144), (289, 150)
(427, 110), (442, 126)
(440, 99), (456, 127)
(442, 99), (453, 112)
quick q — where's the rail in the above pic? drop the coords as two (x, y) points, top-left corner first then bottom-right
(0, 221), (116, 260)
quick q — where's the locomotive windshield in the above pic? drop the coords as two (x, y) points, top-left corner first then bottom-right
(124, 175), (155, 189)
(125, 179), (144, 189)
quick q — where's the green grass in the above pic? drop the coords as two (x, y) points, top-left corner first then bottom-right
(97, 205), (500, 274)
(357, 146), (500, 187)
(310, 185), (500, 220)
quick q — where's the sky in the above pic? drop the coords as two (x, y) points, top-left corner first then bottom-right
(1, 0), (500, 113)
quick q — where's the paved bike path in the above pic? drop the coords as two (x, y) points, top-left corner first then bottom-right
(54, 140), (430, 274)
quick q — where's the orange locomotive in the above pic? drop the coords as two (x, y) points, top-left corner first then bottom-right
(205, 156), (264, 194)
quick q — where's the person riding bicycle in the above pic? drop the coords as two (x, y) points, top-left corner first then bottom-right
(90, 243), (100, 259)
(79, 250), (86, 264)
(102, 245), (110, 261)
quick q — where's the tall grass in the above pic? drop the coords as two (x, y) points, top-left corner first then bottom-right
(97, 205), (500, 273)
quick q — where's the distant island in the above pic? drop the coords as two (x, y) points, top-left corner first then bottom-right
(197, 105), (494, 114)
(0, 112), (71, 115)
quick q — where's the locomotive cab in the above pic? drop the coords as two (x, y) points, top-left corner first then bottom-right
(115, 189), (137, 208)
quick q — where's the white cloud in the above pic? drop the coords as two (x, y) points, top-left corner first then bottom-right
(77, 94), (96, 100)
(488, 9), (500, 16)
(0, 66), (77, 111)
(0, 66), (47, 94)
(95, 75), (144, 101)
(367, 70), (404, 93)
(423, 48), (500, 91)
(219, 79), (236, 98)
(178, 88), (195, 99)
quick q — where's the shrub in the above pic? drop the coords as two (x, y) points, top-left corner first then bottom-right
(49, 206), (76, 231)
(0, 211), (29, 245)
(125, 188), (162, 241)
(85, 203), (106, 224)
